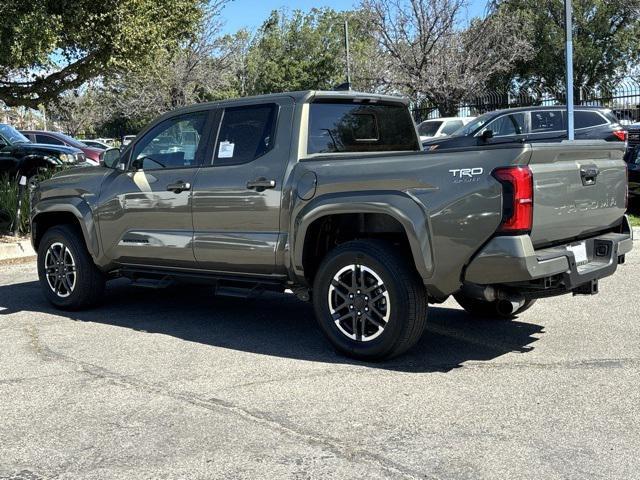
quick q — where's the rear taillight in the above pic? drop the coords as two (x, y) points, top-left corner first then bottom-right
(492, 166), (533, 234)
(613, 129), (627, 142)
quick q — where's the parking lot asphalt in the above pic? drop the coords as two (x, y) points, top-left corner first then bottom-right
(0, 240), (639, 480)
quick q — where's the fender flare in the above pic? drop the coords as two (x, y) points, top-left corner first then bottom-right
(31, 197), (100, 259)
(290, 192), (433, 283)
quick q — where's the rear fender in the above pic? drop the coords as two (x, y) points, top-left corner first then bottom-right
(290, 192), (433, 283)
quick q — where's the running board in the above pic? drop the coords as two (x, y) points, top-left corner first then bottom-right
(118, 266), (285, 296)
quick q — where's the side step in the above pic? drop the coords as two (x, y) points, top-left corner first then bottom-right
(118, 266), (286, 298)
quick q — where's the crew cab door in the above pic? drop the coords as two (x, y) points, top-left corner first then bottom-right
(191, 99), (293, 274)
(96, 110), (214, 267)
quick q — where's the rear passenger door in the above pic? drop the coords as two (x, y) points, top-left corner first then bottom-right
(191, 99), (294, 275)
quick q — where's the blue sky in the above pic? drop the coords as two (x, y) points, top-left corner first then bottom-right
(218, 0), (489, 34)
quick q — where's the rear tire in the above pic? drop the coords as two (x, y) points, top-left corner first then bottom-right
(453, 293), (536, 319)
(37, 225), (105, 310)
(312, 240), (427, 360)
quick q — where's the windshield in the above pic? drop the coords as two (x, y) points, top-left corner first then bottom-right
(0, 124), (30, 144)
(449, 113), (494, 137)
(418, 121), (443, 137)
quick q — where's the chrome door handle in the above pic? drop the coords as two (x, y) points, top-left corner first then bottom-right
(246, 178), (276, 191)
(166, 181), (191, 193)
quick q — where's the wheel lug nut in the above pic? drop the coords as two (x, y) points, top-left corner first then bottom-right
(357, 311), (361, 316)
(349, 294), (354, 299)
(365, 307), (369, 311)
(357, 290), (361, 294)
(349, 305), (354, 309)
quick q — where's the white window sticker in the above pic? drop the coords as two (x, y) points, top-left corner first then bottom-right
(218, 141), (235, 158)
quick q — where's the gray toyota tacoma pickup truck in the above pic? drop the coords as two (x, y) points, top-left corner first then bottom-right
(31, 91), (634, 360)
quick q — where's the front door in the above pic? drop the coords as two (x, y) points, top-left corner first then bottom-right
(96, 110), (213, 268)
(191, 100), (293, 275)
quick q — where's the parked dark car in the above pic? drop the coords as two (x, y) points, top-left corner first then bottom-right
(21, 130), (102, 165)
(0, 124), (86, 185)
(627, 125), (640, 202)
(423, 106), (627, 150)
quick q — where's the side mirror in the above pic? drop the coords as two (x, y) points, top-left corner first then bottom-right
(481, 129), (494, 141)
(101, 148), (122, 169)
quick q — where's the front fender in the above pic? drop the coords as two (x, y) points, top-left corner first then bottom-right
(290, 192), (433, 283)
(31, 197), (99, 260)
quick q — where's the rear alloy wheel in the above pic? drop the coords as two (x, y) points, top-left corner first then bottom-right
(38, 225), (105, 310)
(313, 240), (427, 360)
(328, 264), (391, 342)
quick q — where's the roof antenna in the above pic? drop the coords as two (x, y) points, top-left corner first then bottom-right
(341, 18), (352, 91)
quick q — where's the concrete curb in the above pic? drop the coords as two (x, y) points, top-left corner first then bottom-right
(0, 238), (36, 264)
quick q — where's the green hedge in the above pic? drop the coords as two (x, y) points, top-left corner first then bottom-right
(0, 176), (30, 235)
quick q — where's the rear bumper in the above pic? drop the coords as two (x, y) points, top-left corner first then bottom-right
(464, 216), (633, 294)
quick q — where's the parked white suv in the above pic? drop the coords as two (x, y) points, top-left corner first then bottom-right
(417, 117), (475, 142)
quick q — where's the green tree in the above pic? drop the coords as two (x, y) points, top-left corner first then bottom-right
(493, 0), (640, 94)
(0, 0), (206, 108)
(245, 8), (379, 95)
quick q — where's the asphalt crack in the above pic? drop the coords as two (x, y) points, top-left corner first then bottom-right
(26, 328), (434, 480)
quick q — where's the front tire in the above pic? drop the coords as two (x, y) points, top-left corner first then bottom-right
(37, 225), (105, 310)
(312, 240), (427, 360)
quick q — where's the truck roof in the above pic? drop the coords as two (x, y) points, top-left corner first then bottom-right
(167, 90), (410, 116)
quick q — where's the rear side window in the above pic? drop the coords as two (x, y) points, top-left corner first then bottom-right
(574, 111), (608, 129)
(441, 120), (464, 135)
(36, 134), (64, 145)
(307, 101), (419, 154)
(214, 104), (278, 166)
(531, 111), (565, 132)
(418, 121), (443, 137)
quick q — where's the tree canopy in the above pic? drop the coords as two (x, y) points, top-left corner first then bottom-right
(0, 0), (206, 108)
(493, 0), (640, 94)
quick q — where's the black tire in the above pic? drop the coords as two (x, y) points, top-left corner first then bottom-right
(37, 224), (105, 310)
(312, 240), (428, 360)
(453, 293), (536, 319)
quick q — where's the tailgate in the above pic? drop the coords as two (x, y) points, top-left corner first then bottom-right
(527, 141), (627, 246)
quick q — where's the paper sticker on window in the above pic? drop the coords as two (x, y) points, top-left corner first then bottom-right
(218, 141), (235, 158)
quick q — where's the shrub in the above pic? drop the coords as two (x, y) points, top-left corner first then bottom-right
(0, 176), (30, 235)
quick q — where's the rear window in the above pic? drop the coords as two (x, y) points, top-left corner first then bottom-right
(418, 121), (442, 137)
(307, 101), (419, 154)
(574, 111), (608, 129)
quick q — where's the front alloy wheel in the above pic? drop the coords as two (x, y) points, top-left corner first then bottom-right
(44, 242), (77, 298)
(38, 225), (105, 310)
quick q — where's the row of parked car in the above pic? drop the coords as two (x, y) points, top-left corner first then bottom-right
(418, 105), (639, 201)
(0, 126), (138, 186)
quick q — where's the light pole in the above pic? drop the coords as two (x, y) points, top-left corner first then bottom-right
(565, 0), (574, 140)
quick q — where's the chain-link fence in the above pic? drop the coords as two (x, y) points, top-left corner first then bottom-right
(412, 81), (640, 125)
